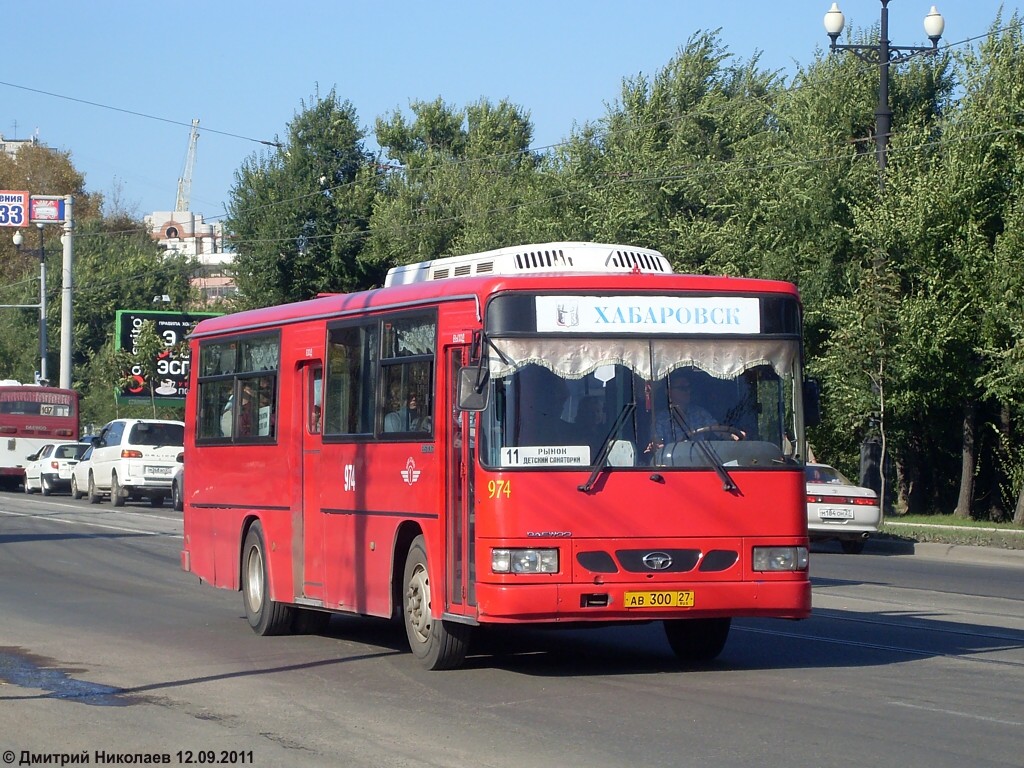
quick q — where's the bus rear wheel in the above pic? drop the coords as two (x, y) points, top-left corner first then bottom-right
(402, 535), (470, 670)
(664, 617), (731, 665)
(241, 523), (293, 636)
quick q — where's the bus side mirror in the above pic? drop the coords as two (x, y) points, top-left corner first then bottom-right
(803, 379), (821, 428)
(457, 366), (489, 411)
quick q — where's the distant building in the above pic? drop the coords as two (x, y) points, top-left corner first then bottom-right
(0, 133), (40, 159)
(144, 210), (237, 305)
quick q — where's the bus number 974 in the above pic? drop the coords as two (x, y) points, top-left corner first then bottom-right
(488, 479), (511, 499)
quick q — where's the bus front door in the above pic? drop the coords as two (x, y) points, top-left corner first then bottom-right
(446, 346), (477, 616)
(300, 361), (325, 604)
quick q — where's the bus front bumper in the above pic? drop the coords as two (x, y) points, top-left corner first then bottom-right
(473, 579), (811, 623)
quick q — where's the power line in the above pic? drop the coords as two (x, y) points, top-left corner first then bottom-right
(4, 15), (1022, 270)
(0, 80), (283, 148)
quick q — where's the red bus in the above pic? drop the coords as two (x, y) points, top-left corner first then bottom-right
(0, 380), (81, 490)
(182, 242), (816, 669)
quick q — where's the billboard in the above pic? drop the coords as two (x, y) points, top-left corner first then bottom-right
(0, 190), (30, 227)
(29, 196), (66, 223)
(115, 310), (220, 405)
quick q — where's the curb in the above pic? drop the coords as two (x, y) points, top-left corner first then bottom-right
(902, 541), (1024, 568)
(813, 537), (1024, 567)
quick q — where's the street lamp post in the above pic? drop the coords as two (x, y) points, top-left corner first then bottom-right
(12, 224), (49, 384)
(824, 1), (945, 183)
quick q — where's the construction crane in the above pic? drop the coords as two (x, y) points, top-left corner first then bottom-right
(175, 119), (200, 212)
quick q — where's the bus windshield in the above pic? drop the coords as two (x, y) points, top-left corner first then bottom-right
(477, 337), (804, 470)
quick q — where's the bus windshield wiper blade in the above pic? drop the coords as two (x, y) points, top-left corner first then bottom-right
(578, 403), (636, 493)
(671, 406), (738, 493)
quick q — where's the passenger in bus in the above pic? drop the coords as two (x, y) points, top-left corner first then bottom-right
(236, 386), (256, 437)
(220, 395), (234, 437)
(385, 387), (427, 432)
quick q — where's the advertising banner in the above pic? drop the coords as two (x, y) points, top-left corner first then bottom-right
(115, 310), (220, 405)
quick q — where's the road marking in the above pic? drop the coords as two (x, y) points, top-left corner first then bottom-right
(0, 508), (180, 537)
(889, 700), (1022, 726)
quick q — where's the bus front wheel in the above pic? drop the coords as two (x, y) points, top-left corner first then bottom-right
(402, 535), (470, 670)
(664, 617), (731, 665)
(241, 523), (293, 636)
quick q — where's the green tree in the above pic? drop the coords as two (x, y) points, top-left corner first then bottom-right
(71, 217), (194, 382)
(0, 142), (102, 287)
(129, 320), (168, 418)
(368, 97), (548, 269)
(226, 89), (381, 308)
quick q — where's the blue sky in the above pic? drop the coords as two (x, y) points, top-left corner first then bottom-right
(4, 1), (1020, 222)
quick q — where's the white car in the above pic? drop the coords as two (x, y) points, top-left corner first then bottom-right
(171, 452), (184, 512)
(86, 419), (185, 507)
(24, 441), (90, 496)
(70, 444), (94, 500)
(806, 463), (881, 554)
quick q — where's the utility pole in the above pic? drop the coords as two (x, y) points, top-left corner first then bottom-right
(60, 195), (74, 389)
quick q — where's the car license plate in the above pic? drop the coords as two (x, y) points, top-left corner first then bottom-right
(819, 508), (855, 519)
(146, 466), (172, 476)
(623, 590), (694, 608)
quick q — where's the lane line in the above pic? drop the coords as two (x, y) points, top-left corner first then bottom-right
(0, 508), (180, 537)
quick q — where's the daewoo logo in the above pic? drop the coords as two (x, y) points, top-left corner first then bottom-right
(526, 531), (572, 537)
(642, 552), (673, 570)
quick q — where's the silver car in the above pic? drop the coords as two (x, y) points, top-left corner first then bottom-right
(806, 463), (881, 554)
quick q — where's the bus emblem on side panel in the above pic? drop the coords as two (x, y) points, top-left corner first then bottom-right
(401, 457), (421, 486)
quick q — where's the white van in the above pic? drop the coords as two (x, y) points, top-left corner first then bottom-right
(86, 419), (185, 507)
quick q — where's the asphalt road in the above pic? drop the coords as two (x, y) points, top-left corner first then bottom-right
(1, 492), (1022, 768)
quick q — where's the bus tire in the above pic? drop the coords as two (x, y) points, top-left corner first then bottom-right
(664, 617), (731, 665)
(87, 474), (102, 505)
(71, 476), (84, 500)
(111, 473), (126, 507)
(242, 523), (293, 636)
(402, 535), (470, 670)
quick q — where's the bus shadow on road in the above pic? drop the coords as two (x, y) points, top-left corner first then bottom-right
(448, 608), (1024, 676)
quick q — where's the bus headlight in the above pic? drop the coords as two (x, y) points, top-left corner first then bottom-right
(752, 546), (809, 572)
(491, 548), (559, 574)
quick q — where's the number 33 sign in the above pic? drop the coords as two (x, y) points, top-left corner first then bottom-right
(0, 190), (29, 227)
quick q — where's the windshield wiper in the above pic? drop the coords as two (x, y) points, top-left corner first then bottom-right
(670, 406), (738, 493)
(578, 402), (636, 493)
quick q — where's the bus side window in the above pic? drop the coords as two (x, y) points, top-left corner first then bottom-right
(326, 323), (378, 435)
(309, 367), (322, 434)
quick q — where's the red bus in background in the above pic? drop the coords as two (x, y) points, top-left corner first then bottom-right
(182, 242), (817, 670)
(0, 381), (80, 490)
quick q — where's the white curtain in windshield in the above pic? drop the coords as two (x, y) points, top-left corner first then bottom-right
(487, 338), (797, 381)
